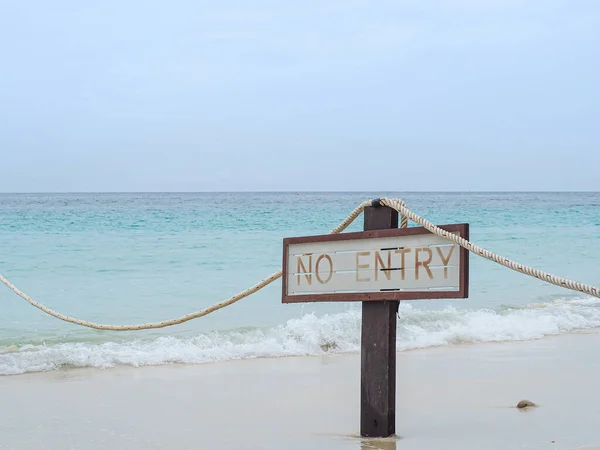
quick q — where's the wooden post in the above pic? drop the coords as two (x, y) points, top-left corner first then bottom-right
(360, 205), (399, 437)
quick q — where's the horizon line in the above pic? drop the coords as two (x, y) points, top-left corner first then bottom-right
(1, 190), (599, 195)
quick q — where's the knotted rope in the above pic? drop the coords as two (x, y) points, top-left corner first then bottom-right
(0, 198), (598, 331)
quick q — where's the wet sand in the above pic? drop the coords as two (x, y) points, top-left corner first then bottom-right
(1, 331), (600, 450)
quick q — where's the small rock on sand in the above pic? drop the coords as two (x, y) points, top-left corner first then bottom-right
(516, 400), (536, 409)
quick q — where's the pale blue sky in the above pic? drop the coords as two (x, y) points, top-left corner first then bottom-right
(1, 1), (599, 192)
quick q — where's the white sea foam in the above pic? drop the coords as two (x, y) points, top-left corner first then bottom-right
(2, 297), (600, 375)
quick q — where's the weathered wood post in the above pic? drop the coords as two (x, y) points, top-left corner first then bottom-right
(361, 203), (399, 437)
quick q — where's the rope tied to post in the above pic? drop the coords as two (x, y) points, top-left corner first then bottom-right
(0, 197), (598, 331)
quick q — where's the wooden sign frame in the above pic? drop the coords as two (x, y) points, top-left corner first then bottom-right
(282, 223), (469, 304)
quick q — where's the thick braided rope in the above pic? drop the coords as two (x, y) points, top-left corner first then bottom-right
(1, 198), (599, 331)
(380, 197), (600, 299)
(0, 200), (371, 331)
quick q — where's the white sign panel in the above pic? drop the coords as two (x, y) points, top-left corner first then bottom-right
(282, 224), (469, 303)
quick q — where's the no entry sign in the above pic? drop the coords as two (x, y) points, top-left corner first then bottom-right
(282, 205), (470, 438)
(282, 224), (469, 303)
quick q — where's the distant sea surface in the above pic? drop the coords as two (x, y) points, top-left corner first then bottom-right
(1, 192), (599, 375)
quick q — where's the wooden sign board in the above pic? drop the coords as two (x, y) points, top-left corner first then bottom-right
(282, 224), (469, 303)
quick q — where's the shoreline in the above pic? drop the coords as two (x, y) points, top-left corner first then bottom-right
(1, 331), (600, 449)
(4, 297), (600, 377)
(1, 325), (599, 379)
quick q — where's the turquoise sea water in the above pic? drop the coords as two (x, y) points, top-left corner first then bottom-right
(1, 192), (599, 375)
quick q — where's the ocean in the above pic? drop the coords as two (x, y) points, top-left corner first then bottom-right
(1, 192), (599, 376)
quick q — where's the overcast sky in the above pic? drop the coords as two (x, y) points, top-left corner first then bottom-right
(1, 1), (598, 192)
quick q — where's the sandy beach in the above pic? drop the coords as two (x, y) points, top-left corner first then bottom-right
(1, 331), (599, 450)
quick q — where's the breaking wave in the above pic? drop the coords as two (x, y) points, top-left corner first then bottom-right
(2, 296), (600, 375)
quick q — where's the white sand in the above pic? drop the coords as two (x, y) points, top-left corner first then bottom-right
(1, 331), (600, 450)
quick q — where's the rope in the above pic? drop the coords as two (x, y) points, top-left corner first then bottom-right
(0, 200), (371, 331)
(0, 198), (598, 331)
(380, 197), (600, 299)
